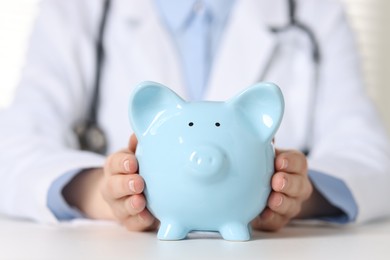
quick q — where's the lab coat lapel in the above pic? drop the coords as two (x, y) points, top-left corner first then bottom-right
(205, 0), (282, 101)
(117, 0), (187, 98)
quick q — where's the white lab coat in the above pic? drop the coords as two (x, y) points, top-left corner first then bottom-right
(0, 0), (389, 224)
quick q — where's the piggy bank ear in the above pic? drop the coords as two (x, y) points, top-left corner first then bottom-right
(129, 81), (185, 136)
(228, 82), (284, 141)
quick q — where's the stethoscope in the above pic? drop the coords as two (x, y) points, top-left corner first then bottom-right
(75, 0), (320, 156)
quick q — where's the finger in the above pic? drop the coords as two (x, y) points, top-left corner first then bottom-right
(267, 191), (301, 218)
(275, 150), (307, 175)
(251, 208), (289, 232)
(121, 209), (158, 232)
(272, 171), (311, 198)
(110, 194), (146, 220)
(103, 174), (144, 199)
(104, 152), (138, 176)
(129, 134), (138, 153)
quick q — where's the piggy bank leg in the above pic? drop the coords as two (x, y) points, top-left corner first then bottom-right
(158, 221), (189, 240)
(219, 223), (251, 241)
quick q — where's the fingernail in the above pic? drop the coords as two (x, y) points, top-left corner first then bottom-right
(124, 160), (130, 172)
(130, 197), (136, 209)
(281, 159), (288, 170)
(279, 178), (286, 191)
(276, 196), (283, 207)
(129, 180), (136, 193)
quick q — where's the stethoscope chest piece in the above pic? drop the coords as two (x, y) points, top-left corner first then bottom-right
(74, 121), (107, 154)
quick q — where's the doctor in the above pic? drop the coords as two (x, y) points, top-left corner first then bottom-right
(0, 0), (390, 233)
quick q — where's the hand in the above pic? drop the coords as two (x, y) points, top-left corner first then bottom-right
(64, 134), (158, 231)
(101, 134), (158, 231)
(251, 149), (313, 231)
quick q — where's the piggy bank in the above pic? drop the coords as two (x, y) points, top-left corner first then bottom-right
(128, 81), (284, 241)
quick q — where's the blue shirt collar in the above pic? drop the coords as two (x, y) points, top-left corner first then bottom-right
(154, 0), (236, 31)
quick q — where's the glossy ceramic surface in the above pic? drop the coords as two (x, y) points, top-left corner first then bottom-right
(129, 81), (284, 241)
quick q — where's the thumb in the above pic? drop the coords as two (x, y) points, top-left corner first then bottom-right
(129, 133), (138, 153)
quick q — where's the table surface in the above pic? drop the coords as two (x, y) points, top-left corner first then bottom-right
(1, 215), (390, 260)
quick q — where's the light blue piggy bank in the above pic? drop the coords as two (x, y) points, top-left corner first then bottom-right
(128, 81), (284, 241)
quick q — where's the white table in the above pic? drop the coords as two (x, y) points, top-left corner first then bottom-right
(1, 215), (390, 260)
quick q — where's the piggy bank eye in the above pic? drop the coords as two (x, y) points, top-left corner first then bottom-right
(188, 122), (194, 127)
(215, 122), (221, 127)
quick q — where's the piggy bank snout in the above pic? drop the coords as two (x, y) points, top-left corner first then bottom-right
(188, 145), (226, 178)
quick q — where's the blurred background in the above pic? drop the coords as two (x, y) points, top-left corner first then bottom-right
(0, 0), (389, 131)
